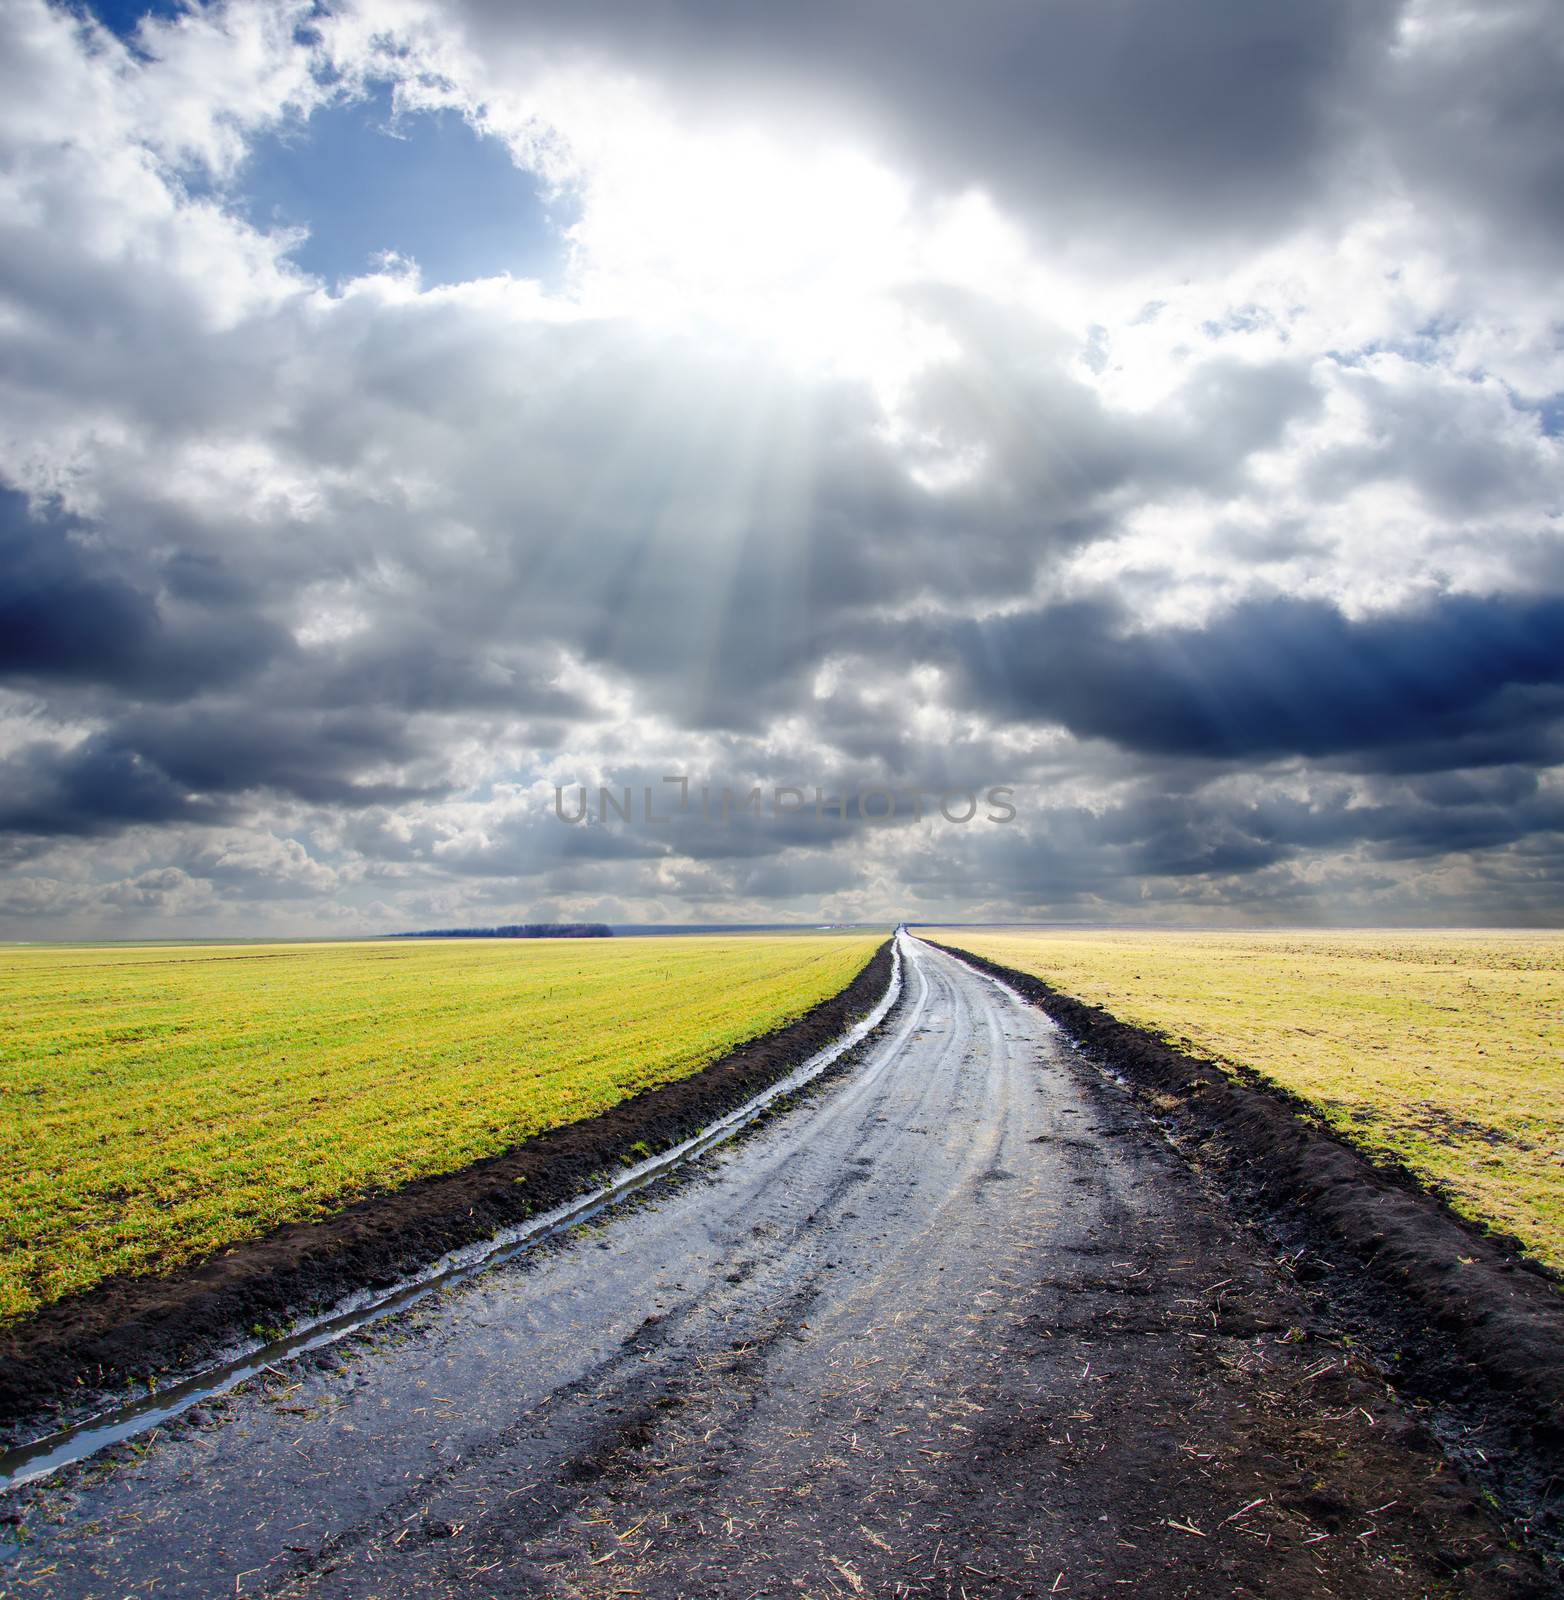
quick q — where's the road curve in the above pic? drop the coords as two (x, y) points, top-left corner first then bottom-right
(0, 936), (1542, 1599)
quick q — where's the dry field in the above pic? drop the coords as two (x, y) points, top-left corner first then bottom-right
(930, 927), (1564, 1270)
(0, 933), (880, 1322)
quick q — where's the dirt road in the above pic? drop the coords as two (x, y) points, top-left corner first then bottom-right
(0, 936), (1547, 1598)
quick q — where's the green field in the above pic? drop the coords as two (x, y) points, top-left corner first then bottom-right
(0, 933), (881, 1323)
(929, 928), (1564, 1270)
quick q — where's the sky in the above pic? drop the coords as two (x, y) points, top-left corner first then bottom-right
(0, 0), (1561, 936)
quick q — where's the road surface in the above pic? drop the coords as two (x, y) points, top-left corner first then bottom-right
(0, 936), (1540, 1598)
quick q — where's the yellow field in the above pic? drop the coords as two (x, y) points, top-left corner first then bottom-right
(928, 928), (1564, 1270)
(0, 933), (880, 1323)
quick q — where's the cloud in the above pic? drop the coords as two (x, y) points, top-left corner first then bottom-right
(950, 592), (1564, 765)
(0, 0), (1559, 931)
(0, 736), (233, 837)
(1304, 359), (1562, 516)
(1376, 0), (1564, 274)
(0, 489), (293, 698)
(436, 0), (1402, 263)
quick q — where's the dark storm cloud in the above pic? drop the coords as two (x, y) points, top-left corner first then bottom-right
(897, 770), (1564, 919)
(0, 489), (291, 698)
(951, 591), (1564, 765)
(1105, 777), (1564, 875)
(110, 707), (448, 807)
(0, 736), (234, 837)
(0, 709), (445, 841)
(0, 485), (466, 841)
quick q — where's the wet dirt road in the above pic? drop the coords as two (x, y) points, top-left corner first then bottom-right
(0, 936), (1544, 1599)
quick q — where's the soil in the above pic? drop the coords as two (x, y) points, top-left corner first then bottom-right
(0, 939), (893, 1437)
(924, 935), (1564, 1567)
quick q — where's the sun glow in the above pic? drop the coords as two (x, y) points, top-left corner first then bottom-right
(564, 125), (944, 390)
(474, 71), (984, 395)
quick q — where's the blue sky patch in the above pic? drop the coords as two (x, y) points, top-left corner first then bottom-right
(235, 83), (568, 290)
(84, 0), (187, 40)
(1522, 392), (1564, 438)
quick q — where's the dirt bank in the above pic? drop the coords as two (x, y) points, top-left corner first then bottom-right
(924, 935), (1564, 1565)
(0, 939), (893, 1437)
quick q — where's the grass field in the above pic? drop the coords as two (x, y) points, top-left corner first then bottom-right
(929, 928), (1564, 1271)
(0, 933), (881, 1324)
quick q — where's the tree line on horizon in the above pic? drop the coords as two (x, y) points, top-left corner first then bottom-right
(393, 923), (614, 939)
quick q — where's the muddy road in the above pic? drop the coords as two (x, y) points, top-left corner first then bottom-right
(0, 936), (1547, 1598)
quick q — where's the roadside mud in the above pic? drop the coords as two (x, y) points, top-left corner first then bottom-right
(924, 936), (1564, 1567)
(0, 939), (893, 1437)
